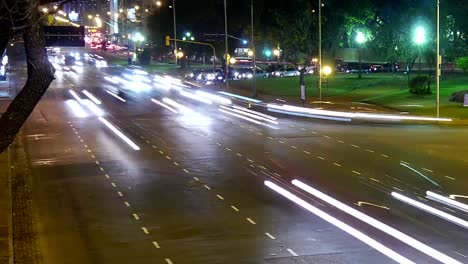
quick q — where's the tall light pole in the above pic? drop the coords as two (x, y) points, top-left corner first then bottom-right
(224, 0), (229, 88)
(318, 0), (322, 104)
(436, 0), (440, 118)
(356, 31), (366, 79)
(251, 0), (256, 97)
(172, 0), (178, 64)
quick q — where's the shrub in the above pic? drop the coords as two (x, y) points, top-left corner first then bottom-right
(138, 48), (151, 65)
(409, 75), (430, 95)
(456, 57), (468, 72)
(449, 90), (468, 103)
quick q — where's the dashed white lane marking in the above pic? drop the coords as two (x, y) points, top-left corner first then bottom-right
(370, 177), (380, 183)
(173, 162), (179, 166)
(422, 168), (434, 173)
(124, 201), (131, 207)
(216, 194), (224, 200)
(366, 149), (375, 153)
(291, 146), (297, 149)
(111, 182), (117, 187)
(236, 153), (242, 157)
(117, 191), (123, 197)
(311, 131), (318, 134)
(301, 128), (306, 131)
(152, 241), (160, 249)
(303, 150), (311, 155)
(152, 145), (157, 149)
(393, 187), (404, 192)
(231, 205), (240, 212)
(400, 160), (410, 165)
(351, 144), (360, 148)
(141, 227), (149, 234)
(381, 154), (389, 158)
(333, 163), (342, 167)
(216, 142), (222, 146)
(95, 161), (100, 165)
(132, 214), (140, 220)
(445, 176), (456, 180)
(204, 185), (211, 190)
(287, 248), (299, 256)
(337, 140), (344, 143)
(249, 164), (255, 168)
(257, 132), (263, 135)
(165, 258), (174, 264)
(139, 135), (144, 139)
(316, 156), (325, 160)
(84, 144), (88, 148)
(323, 135), (331, 139)
(79, 139), (84, 143)
(246, 218), (256, 225)
(87, 150), (92, 153)
(99, 167), (104, 171)
(248, 170), (258, 176)
(183, 169), (190, 174)
(274, 172), (281, 177)
(91, 155), (96, 159)
(105, 174), (110, 179)
(247, 159), (254, 163)
(165, 156), (172, 160)
(193, 177), (200, 181)
(278, 140), (285, 144)
(265, 233), (276, 240)
(352, 170), (361, 175)
(159, 150), (164, 154)
(225, 147), (232, 151)
(451, 250), (467, 258)
(267, 136), (273, 140)
(145, 140), (150, 144)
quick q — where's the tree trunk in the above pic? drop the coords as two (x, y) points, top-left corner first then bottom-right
(0, 6), (55, 154)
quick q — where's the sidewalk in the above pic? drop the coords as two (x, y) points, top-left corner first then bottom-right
(0, 150), (12, 264)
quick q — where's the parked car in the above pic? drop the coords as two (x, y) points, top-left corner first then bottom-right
(370, 65), (384, 72)
(272, 66), (300, 77)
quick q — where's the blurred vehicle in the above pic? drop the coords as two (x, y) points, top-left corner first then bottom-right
(305, 65), (316, 74)
(264, 64), (282, 77)
(185, 69), (203, 80)
(64, 55), (76, 66)
(202, 69), (225, 83)
(370, 65), (383, 72)
(272, 66), (300, 77)
(1, 55), (8, 81)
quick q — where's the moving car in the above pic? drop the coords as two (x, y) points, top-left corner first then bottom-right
(272, 66), (300, 77)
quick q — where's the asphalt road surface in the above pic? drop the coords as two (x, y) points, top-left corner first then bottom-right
(12, 49), (468, 264)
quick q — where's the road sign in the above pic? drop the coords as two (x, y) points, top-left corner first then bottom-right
(165, 36), (170, 46)
(44, 26), (85, 47)
(464, 94), (468, 107)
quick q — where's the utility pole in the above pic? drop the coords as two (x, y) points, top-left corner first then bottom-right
(172, 0), (177, 64)
(436, 0), (440, 118)
(318, 0), (322, 105)
(251, 0), (256, 97)
(224, 0), (229, 88)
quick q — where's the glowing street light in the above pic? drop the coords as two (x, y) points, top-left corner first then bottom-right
(132, 32), (145, 42)
(414, 26), (426, 73)
(156, 1), (162, 7)
(42, 7), (48, 13)
(87, 14), (93, 19)
(95, 17), (102, 27)
(119, 8), (123, 13)
(177, 51), (184, 58)
(355, 31), (367, 79)
(135, 5), (140, 10)
(323, 65), (332, 76)
(247, 50), (254, 57)
(229, 57), (237, 65)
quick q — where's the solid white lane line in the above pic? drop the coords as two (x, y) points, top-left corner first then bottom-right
(426, 191), (468, 213)
(246, 218), (256, 225)
(152, 241), (160, 249)
(392, 192), (468, 230)
(231, 206), (240, 212)
(265, 233), (276, 240)
(216, 195), (224, 200)
(292, 180), (460, 264)
(287, 248), (298, 256)
(266, 181), (415, 264)
(132, 214), (140, 220)
(141, 227), (149, 234)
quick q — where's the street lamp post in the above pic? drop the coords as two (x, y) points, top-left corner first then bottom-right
(224, 0), (229, 88)
(356, 31), (366, 79)
(251, 0), (256, 97)
(132, 32), (145, 63)
(414, 26), (426, 74)
(172, 0), (178, 64)
(318, 0), (322, 104)
(436, 0), (440, 118)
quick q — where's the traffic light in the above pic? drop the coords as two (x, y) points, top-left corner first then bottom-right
(165, 36), (170, 46)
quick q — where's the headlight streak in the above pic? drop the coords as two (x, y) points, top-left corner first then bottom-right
(162, 98), (192, 114)
(69, 90), (82, 102)
(219, 108), (278, 129)
(65, 100), (88, 118)
(399, 163), (440, 187)
(292, 180), (462, 264)
(83, 90), (102, 105)
(82, 99), (104, 116)
(392, 192), (468, 230)
(106, 90), (126, 102)
(217, 91), (263, 103)
(151, 99), (178, 113)
(426, 191), (468, 213)
(220, 105), (278, 125)
(180, 90), (213, 104)
(195, 91), (232, 105)
(98, 117), (140, 150)
(232, 105), (277, 120)
(268, 108), (352, 122)
(264, 181), (416, 264)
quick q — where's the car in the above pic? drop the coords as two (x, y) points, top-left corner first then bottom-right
(370, 65), (384, 72)
(272, 66), (300, 77)
(201, 69), (225, 83)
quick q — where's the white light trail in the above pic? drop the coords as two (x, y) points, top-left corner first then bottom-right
(83, 90), (102, 105)
(104, 76), (119, 84)
(218, 108), (261, 125)
(180, 90), (213, 104)
(98, 117), (140, 150)
(217, 91), (262, 103)
(400, 163), (440, 187)
(293, 180), (462, 264)
(392, 192), (468, 230)
(265, 181), (416, 264)
(82, 99), (104, 116)
(268, 108), (352, 122)
(106, 90), (126, 102)
(195, 90), (232, 105)
(232, 105), (277, 120)
(65, 100), (88, 118)
(220, 105), (279, 125)
(151, 99), (178, 114)
(426, 191), (468, 213)
(69, 90), (82, 102)
(162, 97), (192, 114)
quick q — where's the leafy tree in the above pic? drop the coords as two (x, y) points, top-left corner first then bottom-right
(456, 57), (468, 72)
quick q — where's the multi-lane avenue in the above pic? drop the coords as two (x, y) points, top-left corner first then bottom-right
(9, 49), (468, 264)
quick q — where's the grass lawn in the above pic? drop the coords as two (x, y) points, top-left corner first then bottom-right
(231, 73), (468, 118)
